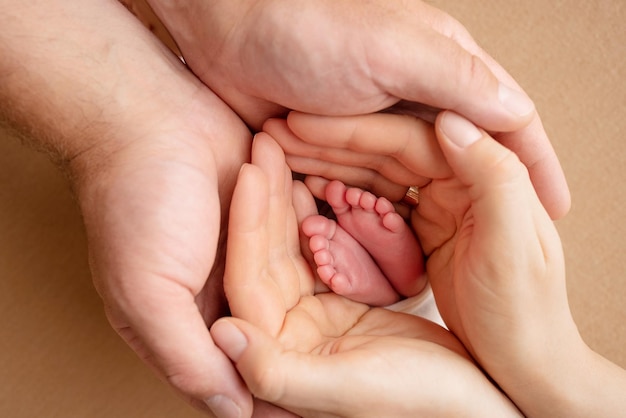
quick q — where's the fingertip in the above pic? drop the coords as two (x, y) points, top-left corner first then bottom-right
(252, 131), (288, 177)
(252, 131), (277, 152)
(437, 111), (483, 149)
(383, 30), (533, 132)
(550, 192), (571, 220)
(286, 111), (316, 132)
(230, 164), (268, 233)
(435, 111), (522, 188)
(530, 163), (572, 220)
(261, 117), (286, 133)
(303, 176), (330, 200)
(292, 180), (319, 224)
(211, 319), (249, 362)
(236, 162), (253, 180)
(498, 83), (536, 119)
(285, 110), (304, 124)
(205, 394), (245, 418)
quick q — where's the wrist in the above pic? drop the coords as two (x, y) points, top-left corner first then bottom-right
(145, 0), (257, 52)
(496, 330), (625, 417)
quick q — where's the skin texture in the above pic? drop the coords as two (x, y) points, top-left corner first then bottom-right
(212, 133), (522, 418)
(146, 0), (570, 219)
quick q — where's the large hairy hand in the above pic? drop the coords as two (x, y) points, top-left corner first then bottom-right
(1, 1), (262, 415)
(145, 0), (569, 218)
(74, 89), (255, 414)
(210, 133), (521, 418)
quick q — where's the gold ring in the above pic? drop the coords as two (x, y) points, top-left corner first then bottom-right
(401, 185), (419, 207)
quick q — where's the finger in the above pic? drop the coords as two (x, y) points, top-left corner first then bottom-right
(464, 37), (570, 218)
(433, 111), (568, 365)
(285, 113), (451, 180)
(253, 133), (292, 291)
(302, 176), (329, 201)
(212, 316), (468, 418)
(493, 119), (571, 219)
(253, 133), (290, 248)
(252, 400), (299, 418)
(224, 163), (286, 335)
(292, 180), (319, 224)
(434, 111), (559, 253)
(211, 318), (353, 417)
(368, 2), (536, 133)
(287, 155), (412, 201)
(106, 289), (252, 417)
(285, 181), (317, 298)
(402, 7), (571, 218)
(266, 117), (429, 186)
(291, 180), (326, 294)
(254, 133), (314, 304)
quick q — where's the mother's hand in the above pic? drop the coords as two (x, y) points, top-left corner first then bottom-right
(210, 134), (521, 417)
(417, 112), (587, 416)
(269, 111), (591, 417)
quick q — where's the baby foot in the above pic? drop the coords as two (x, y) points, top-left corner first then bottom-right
(302, 214), (400, 306)
(323, 180), (426, 297)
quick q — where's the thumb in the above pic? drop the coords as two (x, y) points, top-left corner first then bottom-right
(434, 111), (543, 233)
(376, 16), (536, 133)
(211, 319), (349, 416)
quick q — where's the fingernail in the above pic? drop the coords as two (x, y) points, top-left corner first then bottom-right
(213, 320), (248, 360)
(440, 112), (483, 148)
(498, 83), (535, 117)
(205, 395), (242, 418)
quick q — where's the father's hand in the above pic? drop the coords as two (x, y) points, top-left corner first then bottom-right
(145, 0), (569, 218)
(76, 105), (251, 416)
(1, 1), (254, 415)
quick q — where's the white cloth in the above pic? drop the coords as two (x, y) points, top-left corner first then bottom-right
(386, 281), (446, 328)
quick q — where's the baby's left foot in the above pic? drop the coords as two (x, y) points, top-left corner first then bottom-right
(324, 181), (426, 297)
(303, 214), (400, 306)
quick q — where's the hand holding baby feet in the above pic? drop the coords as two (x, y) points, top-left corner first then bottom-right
(302, 180), (426, 306)
(212, 134), (520, 418)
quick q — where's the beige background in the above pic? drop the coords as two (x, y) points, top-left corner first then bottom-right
(1, 1), (624, 416)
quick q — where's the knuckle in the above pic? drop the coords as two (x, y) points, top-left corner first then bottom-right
(166, 369), (207, 399)
(247, 363), (285, 403)
(486, 147), (530, 187)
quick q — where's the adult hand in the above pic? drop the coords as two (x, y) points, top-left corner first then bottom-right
(419, 111), (626, 417)
(144, 0), (569, 218)
(415, 111), (573, 373)
(269, 111), (626, 417)
(1, 2), (262, 416)
(210, 133), (522, 418)
(78, 108), (253, 415)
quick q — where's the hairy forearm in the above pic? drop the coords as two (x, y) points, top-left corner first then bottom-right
(0, 0), (198, 168)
